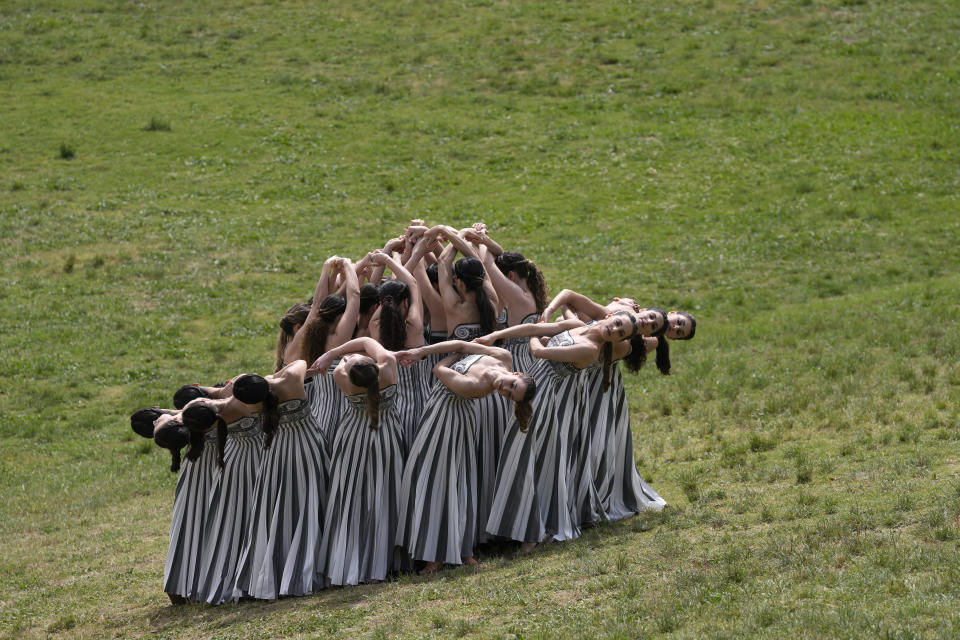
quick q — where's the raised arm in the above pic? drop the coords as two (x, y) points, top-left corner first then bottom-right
(369, 250), (424, 346)
(286, 258), (335, 359)
(541, 289), (608, 322)
(328, 258), (361, 346)
(308, 337), (396, 375)
(397, 339), (511, 366)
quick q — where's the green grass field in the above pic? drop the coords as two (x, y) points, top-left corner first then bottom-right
(2, 0), (959, 637)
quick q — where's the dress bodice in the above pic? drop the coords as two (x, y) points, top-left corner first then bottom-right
(451, 323), (484, 341)
(226, 415), (261, 439)
(450, 353), (483, 375)
(504, 313), (540, 347)
(345, 384), (397, 411)
(545, 331), (588, 376)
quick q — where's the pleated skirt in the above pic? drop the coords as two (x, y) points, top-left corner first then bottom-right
(395, 360), (428, 456)
(235, 400), (329, 599)
(163, 431), (219, 600)
(533, 361), (581, 542)
(567, 365), (603, 528)
(474, 391), (511, 544)
(587, 364), (667, 519)
(196, 418), (263, 604)
(318, 388), (405, 585)
(396, 388), (478, 565)
(484, 411), (542, 543)
(305, 360), (345, 450)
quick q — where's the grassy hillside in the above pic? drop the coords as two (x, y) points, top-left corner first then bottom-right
(1, 0), (958, 637)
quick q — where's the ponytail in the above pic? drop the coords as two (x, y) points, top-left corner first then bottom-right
(454, 257), (497, 334)
(232, 374), (280, 450)
(495, 252), (548, 312)
(154, 421), (190, 473)
(601, 341), (614, 392)
(513, 373), (537, 433)
(348, 359), (381, 430)
(261, 391), (280, 449)
(275, 302), (310, 372)
(654, 337), (671, 375)
(303, 294), (347, 364)
(378, 280), (410, 351)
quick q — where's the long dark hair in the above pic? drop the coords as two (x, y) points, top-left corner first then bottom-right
(275, 302), (310, 372)
(348, 359), (380, 430)
(359, 283), (380, 314)
(378, 280), (410, 351)
(649, 307), (670, 375)
(513, 373), (537, 432)
(601, 311), (637, 392)
(181, 404), (227, 468)
(173, 385), (209, 410)
(131, 407), (163, 439)
(454, 257), (497, 334)
(232, 374), (280, 449)
(154, 420), (191, 472)
(302, 294), (347, 364)
(494, 251), (548, 313)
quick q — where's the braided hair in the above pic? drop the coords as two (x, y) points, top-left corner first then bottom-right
(494, 251), (548, 313)
(348, 359), (381, 430)
(453, 257), (497, 334)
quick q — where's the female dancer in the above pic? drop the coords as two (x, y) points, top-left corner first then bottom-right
(461, 225), (550, 546)
(233, 360), (330, 599)
(309, 337), (404, 585)
(395, 340), (535, 574)
(274, 302), (311, 372)
(540, 290), (675, 520)
(179, 387), (263, 605)
(295, 257), (359, 448)
(475, 310), (659, 541)
(364, 250), (427, 453)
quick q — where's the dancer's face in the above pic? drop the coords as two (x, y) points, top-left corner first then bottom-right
(601, 313), (634, 341)
(635, 309), (665, 335)
(666, 312), (693, 340)
(496, 372), (528, 402)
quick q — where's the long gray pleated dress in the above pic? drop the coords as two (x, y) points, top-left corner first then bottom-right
(196, 416), (263, 604)
(485, 313), (543, 542)
(395, 360), (428, 456)
(235, 399), (329, 599)
(447, 323), (509, 545)
(319, 385), (404, 585)
(566, 359), (603, 528)
(305, 359), (345, 450)
(397, 354), (480, 565)
(585, 362), (666, 519)
(533, 331), (585, 542)
(164, 429), (219, 601)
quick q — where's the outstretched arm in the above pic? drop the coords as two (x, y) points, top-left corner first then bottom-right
(473, 318), (584, 345)
(541, 288), (608, 322)
(308, 337), (396, 376)
(528, 337), (598, 367)
(396, 339), (510, 366)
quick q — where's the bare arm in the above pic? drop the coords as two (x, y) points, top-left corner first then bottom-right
(308, 337), (396, 375)
(529, 337), (598, 367)
(434, 364), (491, 398)
(475, 318), (584, 345)
(287, 259), (335, 359)
(328, 258), (361, 346)
(541, 289), (608, 322)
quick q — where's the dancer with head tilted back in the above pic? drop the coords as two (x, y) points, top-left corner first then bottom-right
(476, 308), (663, 543)
(177, 382), (263, 605)
(395, 340), (536, 574)
(309, 337), (405, 585)
(542, 290), (689, 519)
(232, 360), (330, 599)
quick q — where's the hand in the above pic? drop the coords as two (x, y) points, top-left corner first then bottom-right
(408, 218), (425, 229)
(367, 250), (390, 266)
(395, 348), (422, 366)
(384, 236), (405, 253)
(472, 222), (487, 234)
(472, 335), (494, 346)
(462, 229), (484, 244)
(308, 354), (334, 375)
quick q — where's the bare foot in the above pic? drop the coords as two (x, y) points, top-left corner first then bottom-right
(167, 593), (187, 605)
(418, 561), (441, 575)
(519, 541), (537, 554)
(462, 556), (479, 567)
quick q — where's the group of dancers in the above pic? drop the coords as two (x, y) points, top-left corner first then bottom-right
(130, 220), (697, 605)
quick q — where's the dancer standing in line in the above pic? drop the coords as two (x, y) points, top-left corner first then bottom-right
(233, 360), (329, 599)
(364, 250), (426, 454)
(541, 290), (686, 519)
(395, 340), (535, 574)
(461, 225), (549, 547)
(309, 337), (404, 585)
(296, 257), (359, 448)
